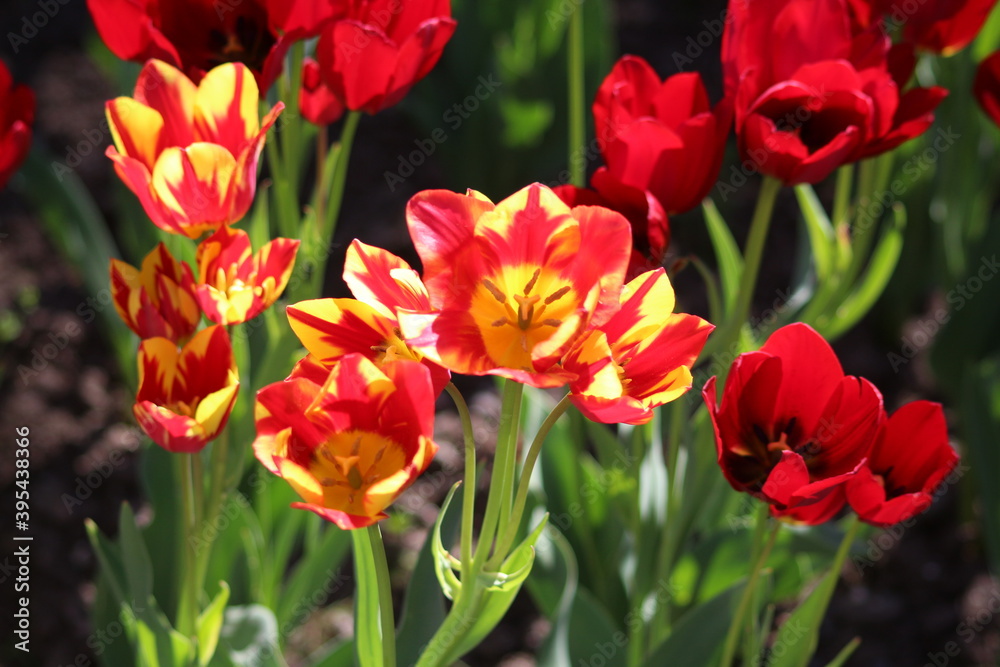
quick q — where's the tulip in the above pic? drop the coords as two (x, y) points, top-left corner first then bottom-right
(0, 60), (34, 190)
(253, 354), (438, 529)
(703, 323), (884, 524)
(106, 60), (283, 238)
(110, 243), (201, 342)
(134, 325), (239, 453)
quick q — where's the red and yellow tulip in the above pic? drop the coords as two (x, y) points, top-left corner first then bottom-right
(253, 354), (439, 530)
(105, 59), (283, 238)
(195, 225), (300, 325)
(110, 243), (201, 343)
(287, 240), (449, 393)
(564, 269), (713, 425)
(399, 183), (632, 388)
(134, 325), (240, 453)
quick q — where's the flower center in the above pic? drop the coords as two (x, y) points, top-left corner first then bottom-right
(308, 430), (406, 515)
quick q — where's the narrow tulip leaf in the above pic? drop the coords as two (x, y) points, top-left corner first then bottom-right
(118, 502), (154, 612)
(132, 611), (194, 667)
(703, 198), (744, 316)
(276, 522), (351, 631)
(85, 518), (130, 607)
(823, 203), (906, 340)
(396, 494), (461, 664)
(447, 516), (549, 661)
(766, 519), (857, 667)
(823, 638), (861, 667)
(793, 184), (836, 282)
(197, 582), (231, 667)
(432, 483), (464, 600)
(645, 578), (751, 666)
(350, 528), (395, 667)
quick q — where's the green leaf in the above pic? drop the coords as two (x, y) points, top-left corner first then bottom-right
(396, 491), (462, 664)
(131, 609), (194, 667)
(793, 184), (837, 282)
(218, 605), (281, 667)
(276, 523), (351, 630)
(443, 516), (549, 663)
(85, 519), (130, 607)
(703, 198), (744, 316)
(351, 527), (393, 667)
(824, 638), (861, 667)
(198, 582), (231, 667)
(118, 502), (154, 612)
(822, 203), (906, 340)
(432, 483), (464, 600)
(645, 578), (751, 666)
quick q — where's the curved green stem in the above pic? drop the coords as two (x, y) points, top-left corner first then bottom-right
(352, 525), (397, 667)
(719, 505), (780, 667)
(445, 383), (478, 577)
(567, 2), (586, 187)
(490, 393), (572, 569)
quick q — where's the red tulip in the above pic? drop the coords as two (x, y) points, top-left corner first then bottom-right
(846, 401), (959, 526)
(314, 0), (457, 114)
(553, 168), (670, 281)
(703, 323), (884, 524)
(592, 56), (731, 215)
(899, 0), (996, 55)
(86, 0), (345, 91)
(0, 60), (34, 190)
(975, 50), (1000, 127)
(722, 0), (946, 185)
(299, 57), (345, 126)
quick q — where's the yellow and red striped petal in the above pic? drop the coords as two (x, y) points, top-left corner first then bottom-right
(288, 298), (397, 365)
(132, 60), (196, 149)
(150, 143), (238, 238)
(106, 97), (164, 172)
(401, 182), (631, 387)
(567, 269), (713, 424)
(252, 353), (438, 529)
(110, 244), (200, 342)
(193, 62), (260, 152)
(196, 226), (299, 324)
(133, 325), (238, 452)
(343, 239), (431, 318)
(226, 102), (284, 222)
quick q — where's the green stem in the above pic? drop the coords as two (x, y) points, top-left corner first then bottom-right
(731, 177), (781, 333)
(371, 525), (397, 667)
(831, 164), (854, 229)
(719, 505), (780, 667)
(490, 393), (572, 569)
(321, 110), (362, 238)
(415, 583), (481, 667)
(177, 453), (199, 639)
(471, 380), (524, 574)
(567, 3), (586, 187)
(445, 383), (478, 577)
